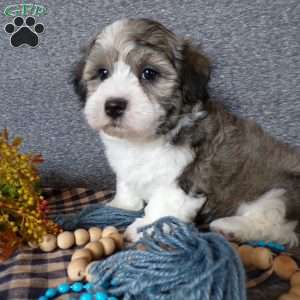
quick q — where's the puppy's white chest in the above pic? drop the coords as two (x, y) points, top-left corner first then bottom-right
(101, 134), (193, 200)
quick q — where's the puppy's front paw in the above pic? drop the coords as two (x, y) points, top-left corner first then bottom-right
(107, 198), (125, 209)
(124, 218), (150, 242)
(210, 216), (252, 242)
(107, 197), (144, 211)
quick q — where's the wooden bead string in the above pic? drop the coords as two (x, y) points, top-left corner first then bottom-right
(37, 229), (299, 299)
(231, 243), (300, 300)
(37, 226), (124, 282)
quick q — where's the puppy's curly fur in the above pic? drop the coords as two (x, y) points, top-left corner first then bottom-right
(73, 18), (300, 247)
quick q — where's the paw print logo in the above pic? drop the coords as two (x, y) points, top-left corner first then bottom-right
(4, 16), (44, 48)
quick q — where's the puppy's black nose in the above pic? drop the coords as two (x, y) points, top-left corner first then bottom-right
(105, 98), (128, 119)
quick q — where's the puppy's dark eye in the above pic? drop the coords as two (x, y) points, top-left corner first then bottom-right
(141, 68), (159, 81)
(98, 68), (109, 81)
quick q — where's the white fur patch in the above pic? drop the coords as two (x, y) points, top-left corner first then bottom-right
(210, 189), (299, 247)
(97, 19), (129, 52)
(103, 134), (206, 241)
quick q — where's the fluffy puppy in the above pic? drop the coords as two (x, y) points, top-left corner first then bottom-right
(73, 18), (300, 246)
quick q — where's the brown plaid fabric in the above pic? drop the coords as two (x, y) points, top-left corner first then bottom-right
(1, 188), (300, 300)
(0, 188), (113, 300)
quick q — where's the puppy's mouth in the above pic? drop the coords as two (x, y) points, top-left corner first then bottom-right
(107, 120), (122, 128)
(103, 120), (127, 137)
(102, 119), (155, 140)
(104, 120), (123, 130)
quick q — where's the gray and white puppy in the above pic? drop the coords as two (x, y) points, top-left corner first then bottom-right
(73, 18), (300, 246)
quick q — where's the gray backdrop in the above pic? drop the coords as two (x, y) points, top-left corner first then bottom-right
(0, 0), (299, 190)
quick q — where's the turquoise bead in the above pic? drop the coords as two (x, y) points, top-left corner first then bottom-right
(95, 291), (108, 300)
(71, 282), (84, 292)
(38, 297), (48, 300)
(57, 282), (70, 293)
(108, 297), (118, 300)
(80, 292), (94, 300)
(45, 288), (57, 298)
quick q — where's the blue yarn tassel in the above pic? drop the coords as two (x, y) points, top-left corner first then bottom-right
(53, 207), (246, 300)
(90, 217), (246, 300)
(53, 203), (143, 230)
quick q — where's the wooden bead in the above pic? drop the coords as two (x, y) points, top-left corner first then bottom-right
(102, 226), (118, 238)
(279, 293), (300, 300)
(99, 237), (116, 256)
(39, 234), (57, 252)
(290, 286), (300, 297)
(67, 258), (89, 281)
(238, 245), (254, 267)
(57, 231), (75, 249)
(71, 248), (93, 262)
(251, 247), (273, 270)
(274, 255), (298, 280)
(89, 227), (102, 242)
(74, 229), (90, 246)
(291, 272), (300, 287)
(85, 242), (104, 260)
(108, 232), (124, 249)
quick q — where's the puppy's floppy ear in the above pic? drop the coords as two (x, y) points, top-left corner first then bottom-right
(180, 42), (210, 104)
(72, 38), (96, 103)
(73, 59), (87, 103)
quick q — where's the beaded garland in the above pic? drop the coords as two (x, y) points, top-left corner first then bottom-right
(38, 281), (118, 300)
(246, 240), (286, 253)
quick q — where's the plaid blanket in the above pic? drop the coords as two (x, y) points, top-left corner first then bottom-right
(0, 188), (113, 300)
(0, 188), (299, 300)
